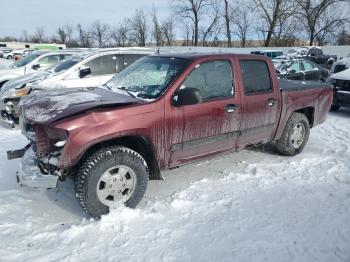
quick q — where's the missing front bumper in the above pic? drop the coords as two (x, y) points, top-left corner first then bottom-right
(8, 146), (58, 189)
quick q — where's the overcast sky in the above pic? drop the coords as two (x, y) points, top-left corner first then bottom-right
(0, 0), (171, 38)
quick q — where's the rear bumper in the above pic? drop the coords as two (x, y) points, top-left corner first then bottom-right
(8, 146), (58, 188)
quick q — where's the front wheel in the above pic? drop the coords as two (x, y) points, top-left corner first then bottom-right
(275, 113), (310, 156)
(75, 146), (149, 219)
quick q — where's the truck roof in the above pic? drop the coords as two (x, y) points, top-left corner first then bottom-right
(150, 52), (266, 61)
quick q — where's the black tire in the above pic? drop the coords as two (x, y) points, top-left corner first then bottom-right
(330, 105), (340, 111)
(75, 146), (149, 219)
(275, 112), (310, 156)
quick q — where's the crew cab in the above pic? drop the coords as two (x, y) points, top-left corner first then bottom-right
(8, 53), (333, 219)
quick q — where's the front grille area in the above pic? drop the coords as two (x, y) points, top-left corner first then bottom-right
(33, 125), (51, 156)
(336, 80), (350, 92)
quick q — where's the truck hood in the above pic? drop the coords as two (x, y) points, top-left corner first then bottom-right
(1, 71), (51, 91)
(19, 87), (142, 125)
(331, 68), (350, 81)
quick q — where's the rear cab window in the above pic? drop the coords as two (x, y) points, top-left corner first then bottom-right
(239, 60), (272, 95)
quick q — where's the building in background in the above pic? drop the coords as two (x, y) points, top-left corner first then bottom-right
(0, 42), (66, 50)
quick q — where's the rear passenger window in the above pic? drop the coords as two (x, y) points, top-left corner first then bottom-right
(181, 60), (234, 101)
(240, 60), (272, 95)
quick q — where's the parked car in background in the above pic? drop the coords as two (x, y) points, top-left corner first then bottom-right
(250, 50), (283, 59)
(328, 68), (350, 111)
(275, 59), (329, 81)
(0, 48), (156, 127)
(5, 49), (25, 60)
(0, 50), (76, 89)
(0, 48), (13, 59)
(7, 53), (332, 219)
(283, 46), (337, 68)
(34, 48), (156, 90)
(330, 53), (350, 74)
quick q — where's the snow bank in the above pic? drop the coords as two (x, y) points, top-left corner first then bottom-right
(0, 111), (350, 261)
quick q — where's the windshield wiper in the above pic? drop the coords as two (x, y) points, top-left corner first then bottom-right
(104, 83), (112, 90)
(119, 87), (137, 98)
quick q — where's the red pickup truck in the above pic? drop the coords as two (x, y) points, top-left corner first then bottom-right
(8, 53), (332, 218)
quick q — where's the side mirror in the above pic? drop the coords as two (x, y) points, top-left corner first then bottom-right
(288, 69), (296, 74)
(79, 66), (91, 78)
(173, 87), (202, 106)
(32, 64), (40, 70)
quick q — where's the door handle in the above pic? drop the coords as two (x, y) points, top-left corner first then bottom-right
(266, 98), (277, 107)
(224, 104), (239, 113)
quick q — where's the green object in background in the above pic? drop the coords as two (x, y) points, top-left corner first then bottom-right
(34, 44), (61, 51)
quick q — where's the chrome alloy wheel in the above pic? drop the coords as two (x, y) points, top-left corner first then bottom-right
(290, 122), (306, 149)
(96, 165), (137, 207)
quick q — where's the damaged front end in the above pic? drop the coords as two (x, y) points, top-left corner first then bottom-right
(7, 119), (68, 188)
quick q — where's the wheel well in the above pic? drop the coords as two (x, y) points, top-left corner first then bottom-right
(79, 136), (163, 180)
(295, 107), (314, 127)
(0, 81), (8, 89)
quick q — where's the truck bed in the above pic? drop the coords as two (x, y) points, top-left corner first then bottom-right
(279, 79), (331, 92)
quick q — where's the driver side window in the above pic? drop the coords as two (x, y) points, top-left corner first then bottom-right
(181, 60), (234, 102)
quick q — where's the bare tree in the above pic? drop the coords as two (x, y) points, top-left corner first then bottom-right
(161, 18), (176, 46)
(201, 0), (222, 46)
(111, 19), (130, 47)
(77, 24), (92, 47)
(223, 0), (232, 47)
(181, 22), (193, 45)
(173, 0), (213, 46)
(151, 6), (164, 46)
(337, 26), (350, 45)
(231, 3), (252, 47)
(22, 30), (30, 42)
(33, 26), (46, 43)
(254, 0), (295, 47)
(129, 9), (148, 47)
(90, 20), (110, 47)
(297, 0), (349, 45)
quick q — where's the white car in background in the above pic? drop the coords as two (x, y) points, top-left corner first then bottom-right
(0, 48), (157, 127)
(33, 48), (156, 89)
(0, 50), (76, 88)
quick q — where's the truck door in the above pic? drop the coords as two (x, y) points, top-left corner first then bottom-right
(168, 59), (241, 167)
(237, 59), (281, 146)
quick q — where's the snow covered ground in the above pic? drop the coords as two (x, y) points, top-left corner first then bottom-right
(0, 58), (12, 69)
(0, 112), (349, 262)
(0, 56), (350, 261)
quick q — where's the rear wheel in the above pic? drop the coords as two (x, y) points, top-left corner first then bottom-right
(75, 146), (149, 219)
(275, 113), (310, 156)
